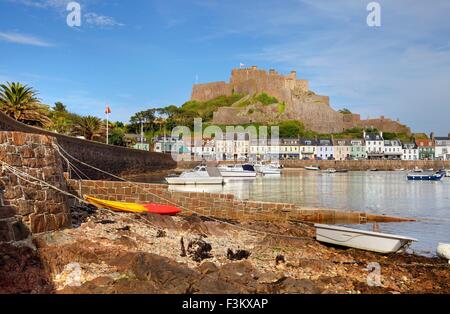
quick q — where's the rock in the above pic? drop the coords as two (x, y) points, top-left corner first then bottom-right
(275, 255), (285, 265)
(156, 230), (166, 238)
(227, 249), (251, 261)
(187, 238), (213, 262)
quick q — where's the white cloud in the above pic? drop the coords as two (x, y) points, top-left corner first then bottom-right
(84, 12), (124, 27)
(0, 32), (53, 47)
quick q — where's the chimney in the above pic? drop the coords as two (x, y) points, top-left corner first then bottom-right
(289, 70), (297, 79)
(448, 132), (450, 138)
(251, 66), (257, 70)
(430, 132), (434, 140)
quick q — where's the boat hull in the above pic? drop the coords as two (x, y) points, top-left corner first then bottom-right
(165, 177), (224, 185)
(407, 172), (445, 181)
(219, 171), (257, 178)
(315, 224), (417, 254)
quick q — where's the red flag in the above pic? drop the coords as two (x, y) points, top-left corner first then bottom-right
(105, 105), (111, 114)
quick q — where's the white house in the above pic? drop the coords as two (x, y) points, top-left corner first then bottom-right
(316, 139), (334, 160)
(402, 143), (419, 161)
(384, 140), (403, 160)
(434, 136), (450, 160)
(364, 131), (384, 159)
(299, 139), (317, 160)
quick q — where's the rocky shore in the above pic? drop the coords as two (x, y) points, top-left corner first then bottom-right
(1, 205), (449, 294)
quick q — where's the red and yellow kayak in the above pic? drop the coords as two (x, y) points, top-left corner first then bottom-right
(84, 195), (181, 215)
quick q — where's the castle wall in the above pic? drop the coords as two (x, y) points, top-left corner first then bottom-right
(191, 81), (232, 102)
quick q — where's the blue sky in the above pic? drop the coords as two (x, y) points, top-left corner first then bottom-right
(0, 0), (449, 134)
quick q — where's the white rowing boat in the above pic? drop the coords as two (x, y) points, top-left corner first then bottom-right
(315, 224), (417, 253)
(437, 243), (450, 263)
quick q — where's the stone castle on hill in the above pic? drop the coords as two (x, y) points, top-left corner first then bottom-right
(191, 66), (410, 134)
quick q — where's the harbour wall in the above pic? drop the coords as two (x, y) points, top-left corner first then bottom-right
(0, 111), (176, 179)
(0, 132), (72, 242)
(67, 179), (414, 225)
(176, 160), (450, 171)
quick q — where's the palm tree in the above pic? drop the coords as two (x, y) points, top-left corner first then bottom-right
(0, 82), (52, 127)
(71, 116), (105, 141)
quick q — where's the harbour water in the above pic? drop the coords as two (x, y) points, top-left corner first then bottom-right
(165, 170), (450, 256)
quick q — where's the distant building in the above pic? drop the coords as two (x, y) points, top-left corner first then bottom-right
(384, 140), (403, 160)
(215, 133), (250, 160)
(316, 139), (334, 160)
(415, 139), (434, 160)
(350, 139), (366, 160)
(434, 135), (450, 160)
(299, 139), (317, 160)
(153, 136), (185, 154)
(333, 139), (352, 161)
(364, 131), (384, 160)
(280, 138), (300, 160)
(125, 133), (150, 151)
(402, 142), (419, 161)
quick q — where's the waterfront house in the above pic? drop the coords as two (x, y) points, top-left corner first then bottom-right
(402, 142), (419, 161)
(280, 138), (300, 160)
(364, 131), (384, 159)
(250, 138), (280, 161)
(299, 139), (317, 160)
(215, 133), (250, 161)
(153, 136), (184, 154)
(384, 140), (403, 160)
(415, 139), (435, 160)
(333, 139), (352, 161)
(316, 139), (334, 160)
(125, 133), (150, 151)
(434, 135), (450, 160)
(350, 139), (366, 160)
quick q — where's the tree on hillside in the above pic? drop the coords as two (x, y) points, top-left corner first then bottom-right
(71, 115), (105, 141)
(129, 109), (156, 133)
(339, 108), (352, 114)
(0, 82), (52, 127)
(279, 120), (305, 138)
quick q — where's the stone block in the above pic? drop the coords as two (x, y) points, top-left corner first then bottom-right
(29, 213), (47, 233)
(0, 206), (17, 219)
(0, 220), (12, 242)
(11, 220), (30, 241)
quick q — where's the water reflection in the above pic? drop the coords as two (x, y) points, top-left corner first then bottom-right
(168, 171), (450, 255)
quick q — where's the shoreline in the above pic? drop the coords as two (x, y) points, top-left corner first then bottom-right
(1, 207), (447, 294)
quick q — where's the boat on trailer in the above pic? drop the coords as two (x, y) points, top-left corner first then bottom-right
(315, 224), (417, 253)
(407, 170), (445, 181)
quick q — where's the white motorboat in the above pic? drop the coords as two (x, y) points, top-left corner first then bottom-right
(165, 165), (224, 185)
(218, 164), (257, 178)
(413, 167), (424, 173)
(445, 170), (450, 177)
(255, 162), (282, 175)
(394, 168), (405, 172)
(305, 166), (320, 171)
(315, 224), (417, 254)
(437, 243), (450, 263)
(323, 168), (336, 174)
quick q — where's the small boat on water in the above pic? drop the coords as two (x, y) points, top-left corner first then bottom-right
(413, 167), (424, 173)
(305, 166), (320, 171)
(394, 168), (405, 172)
(407, 170), (445, 181)
(323, 168), (336, 174)
(315, 224), (417, 254)
(445, 170), (450, 177)
(369, 168), (378, 172)
(165, 165), (224, 185)
(437, 243), (450, 263)
(336, 169), (349, 173)
(254, 162), (282, 175)
(218, 164), (257, 178)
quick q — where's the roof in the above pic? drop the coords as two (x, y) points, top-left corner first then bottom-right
(299, 138), (318, 146)
(333, 139), (353, 146)
(280, 138), (300, 145)
(364, 133), (383, 141)
(415, 139), (434, 147)
(384, 140), (402, 146)
(317, 139), (333, 146)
